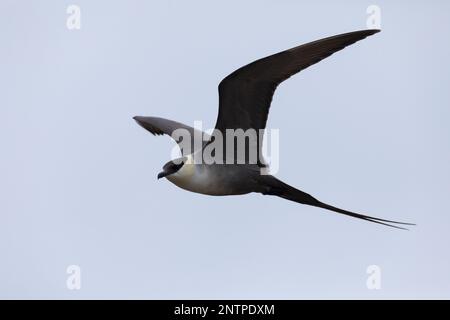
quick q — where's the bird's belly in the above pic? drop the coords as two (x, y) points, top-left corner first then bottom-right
(167, 174), (227, 195)
(167, 166), (250, 196)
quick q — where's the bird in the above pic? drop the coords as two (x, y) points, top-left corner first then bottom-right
(134, 29), (414, 229)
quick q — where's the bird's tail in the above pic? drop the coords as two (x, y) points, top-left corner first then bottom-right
(261, 176), (415, 230)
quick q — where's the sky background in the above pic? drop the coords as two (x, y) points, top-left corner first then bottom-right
(1, 0), (450, 299)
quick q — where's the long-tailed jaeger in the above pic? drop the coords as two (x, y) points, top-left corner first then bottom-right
(134, 29), (414, 229)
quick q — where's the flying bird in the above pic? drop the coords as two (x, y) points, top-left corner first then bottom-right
(134, 29), (413, 229)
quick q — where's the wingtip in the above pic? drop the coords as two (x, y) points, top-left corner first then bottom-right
(133, 116), (147, 126)
(367, 28), (381, 35)
(133, 116), (146, 128)
(352, 29), (380, 37)
(344, 29), (381, 36)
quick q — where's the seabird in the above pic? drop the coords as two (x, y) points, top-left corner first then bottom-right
(134, 29), (414, 229)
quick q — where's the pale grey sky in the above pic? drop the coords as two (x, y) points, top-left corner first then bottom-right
(1, 0), (450, 299)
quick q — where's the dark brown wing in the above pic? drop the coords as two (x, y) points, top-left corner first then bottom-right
(214, 29), (380, 164)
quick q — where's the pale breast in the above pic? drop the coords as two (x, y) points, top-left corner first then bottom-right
(167, 163), (219, 195)
(167, 162), (257, 196)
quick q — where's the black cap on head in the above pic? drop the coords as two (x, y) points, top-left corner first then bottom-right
(157, 157), (186, 179)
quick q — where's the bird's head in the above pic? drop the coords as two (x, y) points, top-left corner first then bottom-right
(157, 157), (187, 180)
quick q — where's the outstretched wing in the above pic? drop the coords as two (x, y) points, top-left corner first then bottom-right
(133, 116), (210, 156)
(214, 29), (380, 164)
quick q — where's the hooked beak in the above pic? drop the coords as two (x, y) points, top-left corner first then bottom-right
(157, 170), (169, 180)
